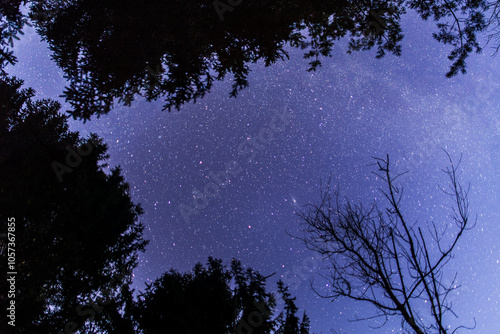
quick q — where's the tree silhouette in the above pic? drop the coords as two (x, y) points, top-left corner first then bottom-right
(0, 76), (148, 334)
(275, 280), (310, 334)
(133, 257), (312, 334)
(408, 0), (487, 77)
(17, 0), (486, 120)
(134, 257), (275, 334)
(299, 311), (311, 334)
(481, 1), (500, 55)
(0, 0), (28, 74)
(298, 153), (476, 334)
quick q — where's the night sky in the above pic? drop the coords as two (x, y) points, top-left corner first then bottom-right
(8, 11), (500, 334)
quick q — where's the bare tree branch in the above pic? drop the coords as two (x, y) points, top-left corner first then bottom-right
(297, 152), (476, 334)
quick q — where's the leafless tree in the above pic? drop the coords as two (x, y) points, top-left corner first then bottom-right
(486, 1), (500, 55)
(298, 152), (476, 334)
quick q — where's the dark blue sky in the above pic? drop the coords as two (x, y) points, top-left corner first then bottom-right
(8, 11), (500, 334)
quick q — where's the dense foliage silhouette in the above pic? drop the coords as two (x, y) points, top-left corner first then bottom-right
(0, 0), (27, 74)
(0, 77), (148, 334)
(0, 0), (490, 120)
(133, 257), (311, 334)
(275, 280), (311, 334)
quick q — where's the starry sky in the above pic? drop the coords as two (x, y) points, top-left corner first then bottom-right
(8, 10), (500, 334)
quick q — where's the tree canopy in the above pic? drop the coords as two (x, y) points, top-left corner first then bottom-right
(0, 0), (490, 120)
(0, 76), (148, 333)
(133, 257), (311, 334)
(0, 0), (28, 74)
(275, 280), (311, 334)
